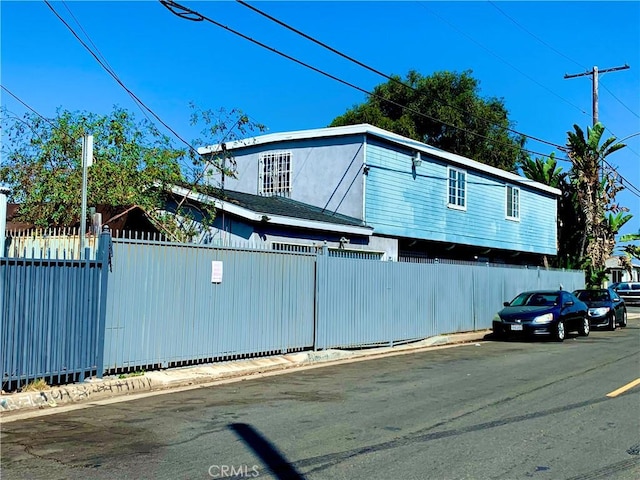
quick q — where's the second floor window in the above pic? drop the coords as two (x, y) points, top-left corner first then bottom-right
(447, 167), (466, 209)
(259, 151), (292, 196)
(506, 185), (520, 220)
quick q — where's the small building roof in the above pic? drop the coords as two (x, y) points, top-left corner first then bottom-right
(198, 123), (561, 196)
(168, 185), (374, 236)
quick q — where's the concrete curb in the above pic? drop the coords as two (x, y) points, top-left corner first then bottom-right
(0, 330), (490, 417)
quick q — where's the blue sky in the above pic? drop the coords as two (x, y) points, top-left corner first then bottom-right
(2, 1), (639, 239)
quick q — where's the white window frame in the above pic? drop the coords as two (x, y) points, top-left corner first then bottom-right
(259, 151), (292, 196)
(506, 185), (520, 221)
(447, 167), (467, 210)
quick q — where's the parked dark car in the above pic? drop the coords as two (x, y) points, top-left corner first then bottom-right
(608, 282), (622, 291)
(492, 290), (589, 342)
(613, 282), (640, 306)
(574, 288), (627, 330)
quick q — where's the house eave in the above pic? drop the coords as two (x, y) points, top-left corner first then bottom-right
(197, 124), (561, 197)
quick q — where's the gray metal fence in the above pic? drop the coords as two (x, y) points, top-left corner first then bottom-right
(104, 236), (585, 371)
(315, 256), (585, 350)
(0, 232), (110, 390)
(3, 229), (585, 386)
(103, 235), (316, 372)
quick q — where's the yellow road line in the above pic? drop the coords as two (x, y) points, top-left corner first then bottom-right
(606, 378), (640, 398)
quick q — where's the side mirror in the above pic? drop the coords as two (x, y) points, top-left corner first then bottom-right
(503, 301), (510, 307)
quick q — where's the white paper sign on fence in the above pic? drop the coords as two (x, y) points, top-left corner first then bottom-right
(211, 261), (223, 283)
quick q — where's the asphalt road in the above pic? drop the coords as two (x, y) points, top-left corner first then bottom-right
(2, 315), (639, 480)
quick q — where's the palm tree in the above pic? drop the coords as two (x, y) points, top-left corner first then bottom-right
(520, 153), (583, 268)
(620, 232), (640, 261)
(566, 123), (627, 286)
(520, 153), (565, 188)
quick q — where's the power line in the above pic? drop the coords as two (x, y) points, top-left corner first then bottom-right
(435, 0), (640, 161)
(60, 0), (269, 153)
(563, 64), (640, 159)
(599, 84), (640, 120)
(551, 152), (640, 198)
(159, 0), (560, 161)
(603, 159), (640, 198)
(235, 0), (563, 151)
(1, 85), (58, 129)
(61, 1), (115, 78)
(490, 0), (638, 120)
(242, 0), (638, 163)
(59, 0), (155, 128)
(160, 1), (640, 198)
(161, 0), (640, 196)
(564, 65), (630, 126)
(44, 0), (201, 161)
(38, 1), (640, 199)
(418, 2), (591, 119)
(488, 1), (584, 70)
(488, 2), (640, 125)
(45, 0), (256, 187)
(32, 1), (268, 215)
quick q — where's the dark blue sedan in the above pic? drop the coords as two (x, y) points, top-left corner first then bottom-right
(574, 288), (627, 330)
(492, 290), (589, 342)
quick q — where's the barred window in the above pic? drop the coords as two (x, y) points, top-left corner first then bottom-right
(447, 167), (466, 209)
(506, 185), (520, 220)
(259, 151), (292, 196)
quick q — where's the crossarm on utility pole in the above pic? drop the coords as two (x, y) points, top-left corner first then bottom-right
(564, 64), (630, 126)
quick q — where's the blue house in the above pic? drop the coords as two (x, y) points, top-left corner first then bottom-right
(197, 124), (560, 264)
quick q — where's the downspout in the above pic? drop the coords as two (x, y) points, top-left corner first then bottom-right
(0, 186), (9, 256)
(362, 134), (367, 222)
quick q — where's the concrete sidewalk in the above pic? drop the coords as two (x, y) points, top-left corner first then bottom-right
(0, 330), (490, 417)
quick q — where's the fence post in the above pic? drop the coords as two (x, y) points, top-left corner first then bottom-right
(94, 226), (112, 378)
(0, 186), (9, 257)
(313, 244), (330, 351)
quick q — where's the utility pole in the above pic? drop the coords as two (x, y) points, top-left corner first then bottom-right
(564, 64), (630, 125)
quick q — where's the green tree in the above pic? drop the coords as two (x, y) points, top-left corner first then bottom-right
(330, 70), (527, 172)
(0, 105), (265, 241)
(566, 123), (628, 286)
(520, 153), (584, 269)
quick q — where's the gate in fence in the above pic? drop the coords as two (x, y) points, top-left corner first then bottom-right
(0, 231), (111, 391)
(103, 235), (316, 373)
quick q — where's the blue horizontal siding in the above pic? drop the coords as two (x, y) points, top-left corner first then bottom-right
(365, 143), (557, 254)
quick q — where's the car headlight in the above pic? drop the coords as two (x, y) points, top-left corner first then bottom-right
(588, 307), (610, 316)
(532, 313), (554, 324)
(492, 314), (502, 322)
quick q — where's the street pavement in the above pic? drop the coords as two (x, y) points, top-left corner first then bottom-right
(0, 330), (491, 418)
(1, 314), (638, 479)
(2, 309), (639, 420)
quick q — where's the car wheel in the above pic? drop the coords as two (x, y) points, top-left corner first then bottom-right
(609, 313), (617, 331)
(579, 317), (590, 337)
(555, 320), (565, 342)
(620, 309), (627, 327)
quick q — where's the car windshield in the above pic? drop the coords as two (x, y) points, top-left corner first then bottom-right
(575, 290), (609, 302)
(510, 292), (559, 307)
